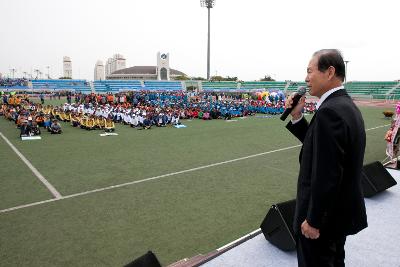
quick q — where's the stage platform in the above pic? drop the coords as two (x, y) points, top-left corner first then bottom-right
(200, 168), (400, 267)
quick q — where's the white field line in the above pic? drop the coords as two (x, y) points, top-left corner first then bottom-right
(0, 198), (59, 213)
(0, 124), (390, 214)
(0, 132), (62, 199)
(217, 228), (262, 251)
(366, 124), (390, 131)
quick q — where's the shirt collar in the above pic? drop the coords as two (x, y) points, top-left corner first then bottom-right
(316, 85), (344, 110)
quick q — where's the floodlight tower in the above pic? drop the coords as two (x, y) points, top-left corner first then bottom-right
(46, 66), (50, 79)
(34, 69), (40, 79)
(10, 68), (17, 79)
(200, 0), (215, 80)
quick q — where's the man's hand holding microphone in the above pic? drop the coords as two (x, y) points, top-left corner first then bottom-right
(281, 86), (307, 121)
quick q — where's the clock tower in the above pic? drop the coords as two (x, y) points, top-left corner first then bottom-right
(157, 52), (170, 80)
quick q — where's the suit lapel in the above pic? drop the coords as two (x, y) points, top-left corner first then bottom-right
(318, 89), (348, 110)
(308, 111), (317, 126)
(299, 113), (316, 164)
(298, 89), (348, 163)
(308, 89), (348, 129)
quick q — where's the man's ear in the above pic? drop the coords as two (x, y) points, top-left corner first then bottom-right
(327, 66), (336, 80)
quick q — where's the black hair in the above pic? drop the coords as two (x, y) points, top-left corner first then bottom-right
(313, 49), (346, 82)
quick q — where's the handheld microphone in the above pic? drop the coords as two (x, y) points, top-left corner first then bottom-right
(280, 86), (307, 121)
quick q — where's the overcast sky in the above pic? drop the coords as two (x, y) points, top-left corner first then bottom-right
(0, 0), (399, 82)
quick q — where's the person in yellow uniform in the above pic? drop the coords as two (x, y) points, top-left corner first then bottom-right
(86, 115), (96, 130)
(70, 113), (80, 127)
(58, 111), (66, 121)
(97, 117), (106, 129)
(104, 117), (115, 132)
(80, 116), (88, 130)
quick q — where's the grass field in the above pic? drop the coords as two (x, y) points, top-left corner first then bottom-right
(0, 99), (390, 266)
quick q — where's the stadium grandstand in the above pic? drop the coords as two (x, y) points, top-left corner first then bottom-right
(93, 80), (183, 93)
(31, 79), (92, 93)
(344, 81), (400, 100)
(240, 81), (287, 91)
(2, 78), (400, 100)
(201, 81), (238, 91)
(0, 78), (29, 90)
(143, 80), (184, 91)
(94, 80), (143, 93)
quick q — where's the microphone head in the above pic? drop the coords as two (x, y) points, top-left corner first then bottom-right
(297, 86), (307, 95)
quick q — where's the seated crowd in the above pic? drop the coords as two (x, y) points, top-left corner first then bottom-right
(1, 99), (63, 136)
(0, 91), (317, 136)
(0, 78), (29, 88)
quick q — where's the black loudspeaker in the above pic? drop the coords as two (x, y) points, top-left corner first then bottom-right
(362, 161), (397, 198)
(260, 199), (296, 251)
(124, 251), (161, 267)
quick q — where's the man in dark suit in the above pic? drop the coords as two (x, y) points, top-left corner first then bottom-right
(285, 49), (368, 267)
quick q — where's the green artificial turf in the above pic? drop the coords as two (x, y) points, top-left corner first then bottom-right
(0, 104), (391, 266)
(0, 137), (53, 209)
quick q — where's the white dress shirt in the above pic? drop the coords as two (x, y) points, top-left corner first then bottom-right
(291, 85), (344, 124)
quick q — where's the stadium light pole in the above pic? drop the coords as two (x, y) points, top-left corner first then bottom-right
(10, 68), (17, 79)
(200, 0), (215, 80)
(34, 69), (40, 79)
(344, 60), (350, 83)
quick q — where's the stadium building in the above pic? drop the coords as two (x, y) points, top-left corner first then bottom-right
(106, 52), (187, 81)
(94, 60), (105, 80)
(105, 54), (126, 76)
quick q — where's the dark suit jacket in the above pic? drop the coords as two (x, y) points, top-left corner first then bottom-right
(286, 89), (368, 237)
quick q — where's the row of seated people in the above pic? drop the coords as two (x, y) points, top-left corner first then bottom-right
(1, 104), (63, 135)
(19, 120), (41, 137)
(1, 96), (317, 136)
(58, 101), (254, 122)
(1, 100), (256, 136)
(2, 95), (29, 106)
(37, 101), (259, 131)
(0, 78), (29, 87)
(64, 93), (282, 117)
(4, 91), (316, 116)
(119, 112), (180, 129)
(6, 103), (114, 131)
(19, 119), (62, 136)
(2, 102), (116, 134)
(4, 105), (51, 128)
(2, 101), (117, 132)
(70, 114), (115, 132)
(56, 104), (181, 130)
(57, 103), (196, 126)
(4, 92), (288, 120)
